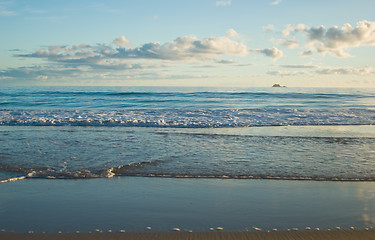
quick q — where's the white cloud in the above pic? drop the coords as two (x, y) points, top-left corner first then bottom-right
(217, 59), (237, 64)
(316, 66), (373, 75)
(36, 75), (49, 81)
(277, 39), (299, 49)
(226, 29), (239, 38)
(150, 35), (247, 60)
(7, 33), (249, 82)
(300, 50), (313, 57)
(279, 64), (318, 69)
(267, 70), (304, 77)
(263, 24), (275, 33)
(281, 20), (375, 57)
(266, 65), (374, 77)
(113, 36), (131, 47)
(252, 47), (283, 60)
(282, 24), (307, 37)
(216, 0), (231, 6)
(270, 0), (282, 6)
(19, 35), (248, 62)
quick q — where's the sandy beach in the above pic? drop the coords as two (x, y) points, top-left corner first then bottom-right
(1, 230), (375, 240)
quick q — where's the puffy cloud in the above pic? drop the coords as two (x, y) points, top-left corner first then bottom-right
(19, 35), (248, 62)
(282, 20), (375, 57)
(0, 61), (150, 84)
(284, 40), (299, 49)
(216, 0), (231, 6)
(282, 24), (307, 37)
(0, 65), (85, 81)
(270, 0), (282, 6)
(7, 33), (249, 83)
(300, 50), (313, 57)
(226, 29), (239, 38)
(189, 36), (247, 56)
(113, 36), (131, 47)
(277, 39), (299, 49)
(17, 44), (109, 62)
(252, 47), (283, 60)
(116, 36), (247, 60)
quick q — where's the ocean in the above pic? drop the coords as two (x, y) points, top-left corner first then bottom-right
(1, 86), (375, 181)
(1, 86), (375, 233)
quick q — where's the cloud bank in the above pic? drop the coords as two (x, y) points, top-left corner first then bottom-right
(2, 33), (261, 83)
(315, 66), (373, 75)
(18, 35), (248, 63)
(282, 20), (375, 57)
(268, 65), (374, 77)
(3, 20), (374, 85)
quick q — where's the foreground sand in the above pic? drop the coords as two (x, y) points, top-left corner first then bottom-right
(1, 230), (375, 240)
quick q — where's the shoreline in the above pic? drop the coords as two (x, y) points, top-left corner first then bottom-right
(1, 230), (375, 240)
(1, 178), (375, 233)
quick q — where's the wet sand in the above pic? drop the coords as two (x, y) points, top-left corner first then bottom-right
(1, 178), (375, 233)
(1, 230), (375, 240)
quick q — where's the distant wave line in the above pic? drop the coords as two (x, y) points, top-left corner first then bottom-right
(0, 91), (370, 99)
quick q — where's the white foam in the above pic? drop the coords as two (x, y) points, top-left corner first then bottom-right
(1, 109), (374, 128)
(0, 176), (26, 184)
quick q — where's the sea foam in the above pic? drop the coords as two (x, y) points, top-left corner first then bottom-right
(1, 108), (374, 127)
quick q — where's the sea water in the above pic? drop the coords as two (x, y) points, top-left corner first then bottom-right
(1, 86), (375, 233)
(1, 86), (375, 181)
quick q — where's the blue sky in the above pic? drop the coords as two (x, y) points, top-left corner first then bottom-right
(1, 0), (375, 87)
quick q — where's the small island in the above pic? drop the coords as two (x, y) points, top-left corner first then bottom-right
(272, 84), (286, 87)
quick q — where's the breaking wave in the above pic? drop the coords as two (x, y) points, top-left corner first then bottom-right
(2, 160), (375, 183)
(1, 108), (374, 127)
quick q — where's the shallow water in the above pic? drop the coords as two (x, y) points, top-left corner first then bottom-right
(1, 125), (375, 181)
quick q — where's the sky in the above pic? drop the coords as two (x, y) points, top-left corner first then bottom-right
(1, 0), (375, 88)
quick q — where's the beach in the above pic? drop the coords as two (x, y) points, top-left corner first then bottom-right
(1, 178), (375, 240)
(2, 0), (375, 236)
(1, 87), (375, 239)
(1, 177), (375, 234)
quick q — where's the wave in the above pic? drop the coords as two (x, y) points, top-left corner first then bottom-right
(2, 161), (375, 183)
(1, 108), (374, 127)
(3, 87), (374, 110)
(1, 89), (370, 98)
